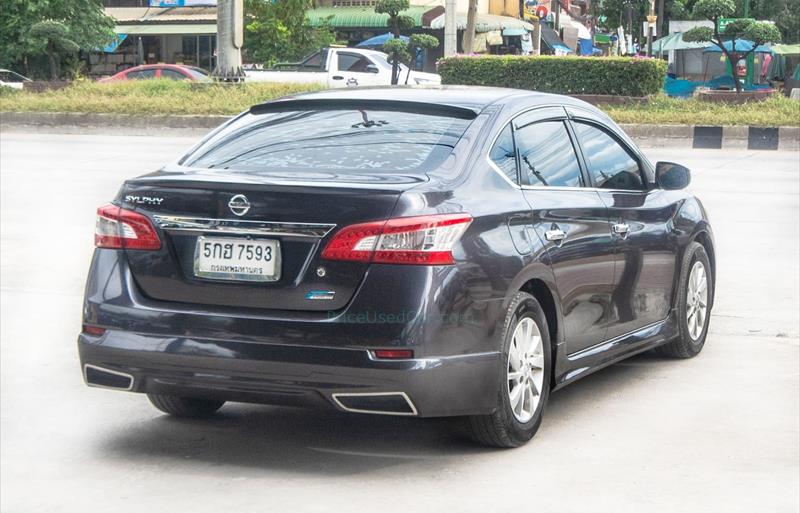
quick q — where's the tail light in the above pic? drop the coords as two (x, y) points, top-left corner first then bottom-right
(321, 213), (471, 265)
(95, 204), (161, 250)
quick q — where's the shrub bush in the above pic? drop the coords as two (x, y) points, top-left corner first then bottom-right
(437, 55), (667, 97)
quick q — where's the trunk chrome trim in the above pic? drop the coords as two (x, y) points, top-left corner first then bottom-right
(153, 216), (336, 238)
(331, 392), (419, 416)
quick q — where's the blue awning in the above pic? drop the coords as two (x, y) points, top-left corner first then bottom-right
(704, 40), (772, 53)
(502, 28), (528, 36)
(102, 34), (127, 53)
(356, 32), (409, 47)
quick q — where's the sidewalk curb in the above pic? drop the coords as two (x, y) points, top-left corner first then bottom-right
(2, 112), (799, 151)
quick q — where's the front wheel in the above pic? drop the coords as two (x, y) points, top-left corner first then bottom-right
(657, 241), (713, 358)
(464, 292), (552, 448)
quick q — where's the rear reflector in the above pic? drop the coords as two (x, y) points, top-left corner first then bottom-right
(321, 213), (471, 265)
(373, 349), (414, 359)
(95, 204), (160, 250)
(82, 324), (107, 336)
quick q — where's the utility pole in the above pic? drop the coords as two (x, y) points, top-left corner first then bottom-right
(744, 0), (754, 86)
(444, 0), (457, 56)
(213, 0), (244, 81)
(646, 0), (656, 57)
(464, 0), (477, 54)
(532, 18), (541, 55)
(626, 3), (633, 54)
(553, 0), (560, 33)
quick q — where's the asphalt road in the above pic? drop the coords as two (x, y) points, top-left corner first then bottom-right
(1, 132), (798, 513)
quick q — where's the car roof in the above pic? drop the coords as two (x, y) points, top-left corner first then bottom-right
(124, 64), (187, 71)
(271, 86), (594, 114)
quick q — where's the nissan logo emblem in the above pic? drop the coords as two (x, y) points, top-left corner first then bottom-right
(228, 194), (251, 217)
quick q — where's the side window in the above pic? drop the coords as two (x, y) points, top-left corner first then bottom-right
(489, 124), (518, 183)
(337, 53), (372, 73)
(573, 122), (644, 190)
(160, 68), (188, 80)
(127, 69), (156, 80)
(514, 120), (582, 187)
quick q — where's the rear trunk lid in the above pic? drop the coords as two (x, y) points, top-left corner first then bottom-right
(120, 167), (424, 312)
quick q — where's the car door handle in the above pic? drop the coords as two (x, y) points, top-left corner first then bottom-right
(613, 223), (630, 238)
(545, 228), (566, 242)
(332, 75), (344, 80)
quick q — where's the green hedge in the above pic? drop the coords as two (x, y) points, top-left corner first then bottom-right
(437, 56), (667, 97)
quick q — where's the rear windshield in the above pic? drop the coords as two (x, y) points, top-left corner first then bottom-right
(181, 108), (473, 173)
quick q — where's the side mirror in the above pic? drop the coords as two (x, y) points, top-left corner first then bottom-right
(656, 161), (691, 190)
(365, 64), (379, 74)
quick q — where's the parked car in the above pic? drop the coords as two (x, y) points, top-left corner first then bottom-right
(79, 87), (715, 447)
(244, 47), (441, 87)
(99, 64), (211, 82)
(0, 69), (32, 90)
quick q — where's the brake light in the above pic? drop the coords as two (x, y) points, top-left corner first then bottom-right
(95, 204), (161, 250)
(373, 349), (414, 359)
(321, 214), (471, 265)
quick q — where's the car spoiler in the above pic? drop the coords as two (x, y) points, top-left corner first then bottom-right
(249, 99), (479, 120)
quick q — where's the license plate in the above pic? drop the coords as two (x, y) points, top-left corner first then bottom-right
(194, 236), (281, 282)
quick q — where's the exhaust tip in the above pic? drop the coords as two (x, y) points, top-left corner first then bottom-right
(332, 392), (417, 416)
(84, 364), (134, 391)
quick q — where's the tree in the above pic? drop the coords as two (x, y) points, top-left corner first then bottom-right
(464, 0), (478, 53)
(375, 0), (415, 84)
(745, 0), (800, 44)
(598, 0), (651, 39)
(683, 0), (781, 92)
(0, 0), (113, 79)
(244, 0), (335, 67)
(31, 20), (79, 80)
(382, 34), (439, 84)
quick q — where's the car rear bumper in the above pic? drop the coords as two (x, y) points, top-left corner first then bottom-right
(78, 331), (501, 417)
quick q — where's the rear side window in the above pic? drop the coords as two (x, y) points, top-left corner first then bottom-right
(514, 121), (582, 187)
(182, 108), (473, 173)
(160, 69), (188, 80)
(572, 122), (644, 190)
(127, 69), (157, 80)
(489, 124), (518, 183)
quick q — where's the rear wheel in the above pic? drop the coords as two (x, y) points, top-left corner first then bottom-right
(464, 292), (552, 448)
(147, 393), (225, 418)
(657, 242), (713, 358)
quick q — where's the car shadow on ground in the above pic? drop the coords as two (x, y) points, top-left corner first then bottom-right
(98, 351), (679, 474)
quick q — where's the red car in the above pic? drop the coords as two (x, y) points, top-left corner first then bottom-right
(99, 64), (210, 82)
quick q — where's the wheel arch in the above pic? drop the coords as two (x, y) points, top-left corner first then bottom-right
(689, 226), (716, 309)
(518, 277), (561, 389)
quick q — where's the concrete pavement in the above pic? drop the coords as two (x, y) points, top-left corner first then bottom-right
(1, 132), (797, 513)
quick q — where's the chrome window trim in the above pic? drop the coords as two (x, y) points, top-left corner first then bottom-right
(483, 103), (654, 194)
(153, 215), (336, 239)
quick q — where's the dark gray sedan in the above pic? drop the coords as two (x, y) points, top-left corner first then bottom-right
(79, 87), (715, 447)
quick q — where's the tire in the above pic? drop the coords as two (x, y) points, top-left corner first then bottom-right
(147, 393), (225, 418)
(464, 292), (552, 448)
(657, 241), (713, 358)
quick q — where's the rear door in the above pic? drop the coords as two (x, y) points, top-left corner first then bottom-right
(569, 114), (678, 340)
(513, 107), (616, 354)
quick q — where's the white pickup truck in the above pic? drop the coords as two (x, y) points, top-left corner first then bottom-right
(244, 47), (441, 87)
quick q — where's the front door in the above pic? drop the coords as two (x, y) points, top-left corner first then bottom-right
(331, 52), (382, 88)
(570, 119), (678, 340)
(512, 108), (616, 355)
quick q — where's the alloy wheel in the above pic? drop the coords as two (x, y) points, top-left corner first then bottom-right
(686, 261), (709, 340)
(507, 317), (545, 423)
